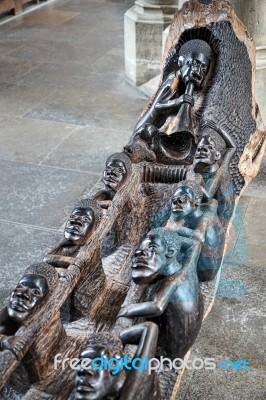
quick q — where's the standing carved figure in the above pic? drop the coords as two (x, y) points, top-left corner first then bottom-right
(192, 121), (236, 226)
(118, 228), (203, 360)
(166, 179), (224, 281)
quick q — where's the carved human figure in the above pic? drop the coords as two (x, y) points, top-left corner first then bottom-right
(0, 263), (58, 344)
(118, 228), (203, 360)
(135, 39), (213, 132)
(192, 122), (236, 226)
(166, 179), (224, 281)
(75, 322), (159, 400)
(134, 39), (213, 140)
(94, 153), (132, 202)
(126, 39), (213, 164)
(44, 199), (102, 268)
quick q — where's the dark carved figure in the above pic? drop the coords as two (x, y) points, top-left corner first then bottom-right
(0, 263), (58, 340)
(192, 121), (236, 226)
(75, 322), (159, 400)
(166, 179), (224, 281)
(129, 39), (213, 163)
(118, 228), (203, 359)
(6, 274), (48, 324)
(135, 39), (213, 132)
(44, 199), (102, 268)
(0, 1), (264, 398)
(65, 199), (101, 245)
(94, 153), (132, 202)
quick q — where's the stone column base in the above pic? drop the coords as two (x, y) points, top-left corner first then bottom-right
(124, 1), (178, 86)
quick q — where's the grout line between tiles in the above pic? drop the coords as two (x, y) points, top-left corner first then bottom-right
(0, 156), (102, 177)
(38, 125), (80, 165)
(0, 218), (62, 232)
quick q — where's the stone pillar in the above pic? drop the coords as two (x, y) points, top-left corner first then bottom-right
(124, 0), (179, 86)
(229, 1), (266, 120)
(229, 0), (266, 67)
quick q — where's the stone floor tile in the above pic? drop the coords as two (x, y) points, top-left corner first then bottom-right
(0, 42), (24, 55)
(6, 38), (104, 67)
(41, 126), (131, 173)
(16, 64), (127, 93)
(178, 261), (265, 398)
(0, 115), (75, 163)
(0, 55), (40, 83)
(21, 9), (80, 27)
(24, 89), (145, 129)
(244, 155), (266, 198)
(0, 221), (62, 307)
(0, 81), (57, 117)
(181, 368), (265, 400)
(0, 160), (99, 229)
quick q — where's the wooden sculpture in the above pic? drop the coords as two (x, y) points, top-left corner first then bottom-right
(0, 1), (265, 399)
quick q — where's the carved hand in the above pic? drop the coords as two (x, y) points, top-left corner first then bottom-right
(58, 270), (75, 282)
(155, 94), (194, 112)
(117, 305), (130, 318)
(180, 94), (194, 105)
(1, 336), (26, 358)
(118, 302), (163, 318)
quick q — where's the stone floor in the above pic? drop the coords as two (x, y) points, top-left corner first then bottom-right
(0, 0), (265, 399)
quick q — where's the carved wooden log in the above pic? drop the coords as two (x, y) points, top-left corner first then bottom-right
(0, 1), (265, 399)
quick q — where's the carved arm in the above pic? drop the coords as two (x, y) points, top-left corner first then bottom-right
(119, 321), (158, 358)
(43, 254), (74, 269)
(174, 226), (205, 244)
(134, 72), (177, 131)
(118, 273), (186, 318)
(155, 93), (194, 113)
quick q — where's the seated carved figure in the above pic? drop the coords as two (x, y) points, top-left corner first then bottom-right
(44, 199), (102, 268)
(166, 179), (224, 281)
(129, 39), (213, 163)
(118, 228), (203, 360)
(0, 263), (58, 346)
(135, 39), (213, 133)
(192, 122), (236, 226)
(74, 322), (159, 400)
(93, 153), (132, 203)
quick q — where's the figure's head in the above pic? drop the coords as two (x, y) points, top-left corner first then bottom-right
(7, 263), (58, 323)
(195, 128), (226, 166)
(124, 139), (157, 163)
(75, 332), (125, 400)
(171, 180), (204, 219)
(102, 153), (131, 191)
(64, 199), (102, 245)
(178, 39), (213, 87)
(132, 228), (182, 284)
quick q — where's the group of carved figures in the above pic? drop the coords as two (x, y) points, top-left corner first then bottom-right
(0, 35), (242, 400)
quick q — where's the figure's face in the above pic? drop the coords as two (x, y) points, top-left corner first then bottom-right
(102, 159), (126, 190)
(7, 274), (48, 323)
(178, 52), (210, 87)
(76, 346), (123, 400)
(132, 233), (170, 283)
(195, 136), (221, 165)
(64, 207), (94, 245)
(171, 186), (199, 219)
